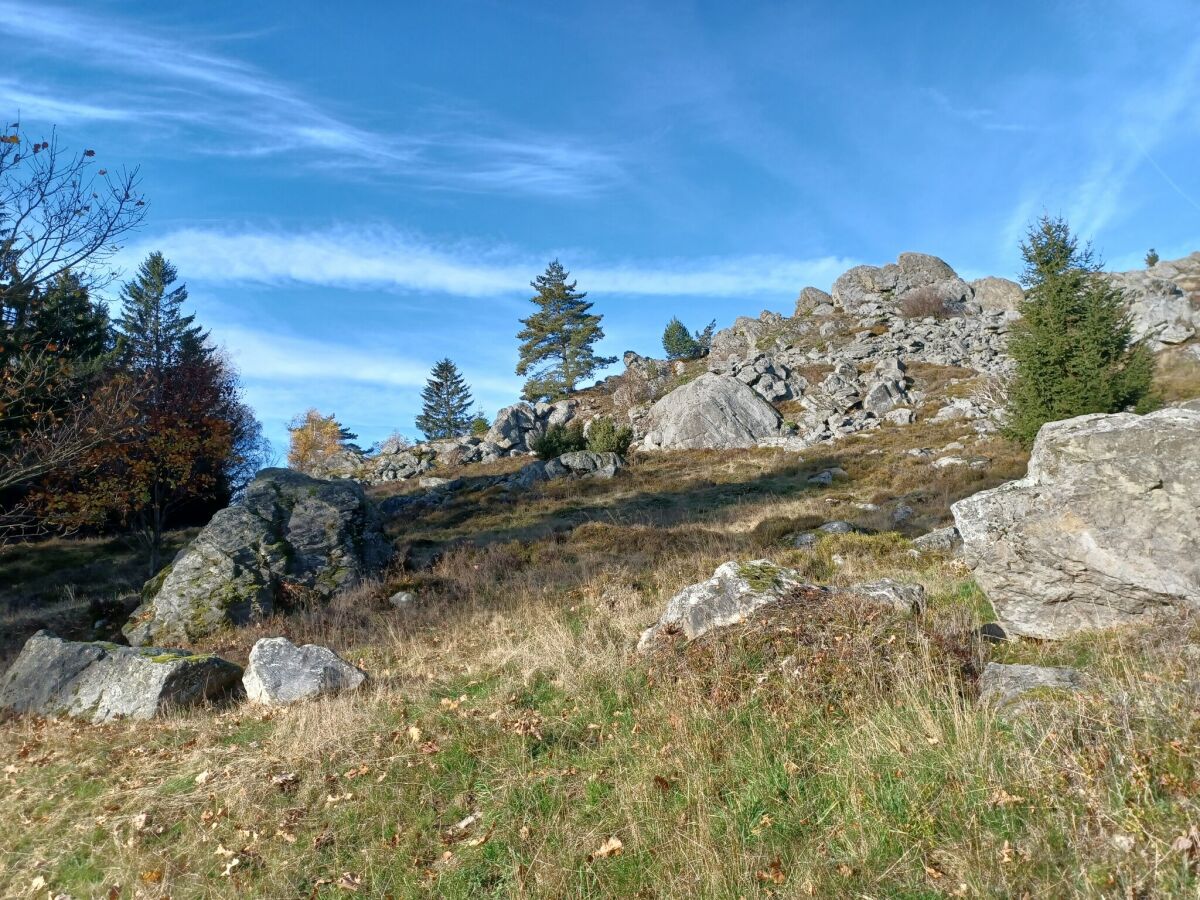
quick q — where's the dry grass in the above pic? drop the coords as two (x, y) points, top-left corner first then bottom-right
(1154, 345), (1200, 405)
(3, 419), (1199, 898)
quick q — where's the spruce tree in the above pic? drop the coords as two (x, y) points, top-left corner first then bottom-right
(116, 252), (208, 378)
(1005, 216), (1154, 445)
(516, 260), (616, 402)
(416, 358), (474, 439)
(662, 317), (700, 360)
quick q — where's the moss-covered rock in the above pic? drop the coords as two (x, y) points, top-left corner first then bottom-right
(0, 631), (242, 723)
(123, 469), (392, 646)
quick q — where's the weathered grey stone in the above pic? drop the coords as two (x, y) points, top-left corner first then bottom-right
(242, 637), (366, 706)
(1105, 253), (1200, 348)
(556, 450), (624, 479)
(969, 276), (1023, 313)
(884, 407), (916, 425)
(795, 286), (833, 316)
(388, 591), (417, 608)
(912, 525), (962, 554)
(952, 408), (1200, 639)
(0, 631), (242, 723)
(641, 373), (782, 450)
(978, 663), (1083, 708)
(842, 579), (927, 614)
(125, 469), (392, 647)
(637, 560), (815, 650)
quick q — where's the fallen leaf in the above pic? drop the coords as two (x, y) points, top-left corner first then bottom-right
(756, 857), (786, 884)
(139, 869), (163, 883)
(195, 770), (213, 786)
(131, 812), (150, 832)
(272, 772), (299, 792)
(336, 872), (363, 892)
(589, 836), (623, 861)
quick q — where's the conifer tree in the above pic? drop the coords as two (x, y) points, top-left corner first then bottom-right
(416, 358), (474, 439)
(1005, 216), (1154, 445)
(116, 251), (207, 379)
(662, 317), (700, 360)
(516, 260), (615, 402)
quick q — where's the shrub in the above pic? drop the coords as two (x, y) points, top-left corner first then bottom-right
(897, 286), (956, 319)
(532, 422), (587, 460)
(470, 415), (490, 437)
(585, 416), (634, 455)
(1145, 248), (1160, 267)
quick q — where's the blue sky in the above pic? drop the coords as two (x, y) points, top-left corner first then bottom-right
(4, 0), (1199, 451)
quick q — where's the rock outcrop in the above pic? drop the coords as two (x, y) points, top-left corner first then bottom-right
(124, 469), (392, 646)
(831, 252), (973, 315)
(486, 400), (577, 454)
(1105, 252), (1200, 349)
(242, 637), (366, 705)
(0, 631), (242, 723)
(952, 407), (1200, 639)
(641, 373), (782, 450)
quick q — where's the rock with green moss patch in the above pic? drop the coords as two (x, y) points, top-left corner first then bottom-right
(0, 630), (242, 723)
(978, 662), (1084, 712)
(637, 560), (817, 650)
(124, 469), (391, 646)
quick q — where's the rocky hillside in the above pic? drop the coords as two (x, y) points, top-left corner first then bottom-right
(299, 250), (1199, 487)
(2, 249), (1199, 898)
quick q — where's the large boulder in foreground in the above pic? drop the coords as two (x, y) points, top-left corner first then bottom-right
(0, 631), (241, 723)
(953, 407), (1200, 639)
(243, 637), (365, 705)
(124, 469), (392, 647)
(641, 373), (782, 450)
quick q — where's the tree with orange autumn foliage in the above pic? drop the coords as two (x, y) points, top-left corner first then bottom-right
(287, 409), (360, 476)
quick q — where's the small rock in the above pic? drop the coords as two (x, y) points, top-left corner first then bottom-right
(419, 476), (451, 489)
(791, 532), (819, 549)
(912, 525), (963, 554)
(845, 579), (927, 614)
(243, 637), (366, 706)
(978, 662), (1084, 709)
(817, 521), (855, 534)
(807, 471), (834, 486)
(637, 560), (817, 650)
(388, 591), (416, 609)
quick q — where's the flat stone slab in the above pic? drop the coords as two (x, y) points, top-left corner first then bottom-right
(0, 630), (242, 723)
(978, 662), (1084, 710)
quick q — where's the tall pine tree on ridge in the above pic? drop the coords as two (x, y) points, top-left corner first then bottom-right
(516, 260), (615, 402)
(416, 358), (474, 439)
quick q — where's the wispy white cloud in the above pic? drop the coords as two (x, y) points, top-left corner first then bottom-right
(1065, 41), (1200, 239)
(0, 1), (624, 197)
(924, 89), (1030, 133)
(125, 225), (855, 298)
(0, 79), (136, 123)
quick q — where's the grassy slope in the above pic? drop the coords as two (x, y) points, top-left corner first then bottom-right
(3, 364), (1200, 897)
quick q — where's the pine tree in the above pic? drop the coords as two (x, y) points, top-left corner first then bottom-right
(1005, 216), (1155, 445)
(416, 358), (474, 439)
(116, 252), (208, 378)
(662, 317), (700, 360)
(1145, 248), (1160, 267)
(516, 260), (616, 402)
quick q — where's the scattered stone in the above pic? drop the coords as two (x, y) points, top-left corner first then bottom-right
(953, 407), (1200, 639)
(912, 525), (962, 554)
(637, 560), (813, 650)
(556, 450), (624, 479)
(817, 520), (856, 534)
(419, 476), (452, 489)
(242, 637), (366, 705)
(843, 579), (927, 614)
(124, 469), (392, 647)
(978, 662), (1084, 709)
(0, 631), (242, 723)
(807, 470), (834, 487)
(388, 591), (416, 609)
